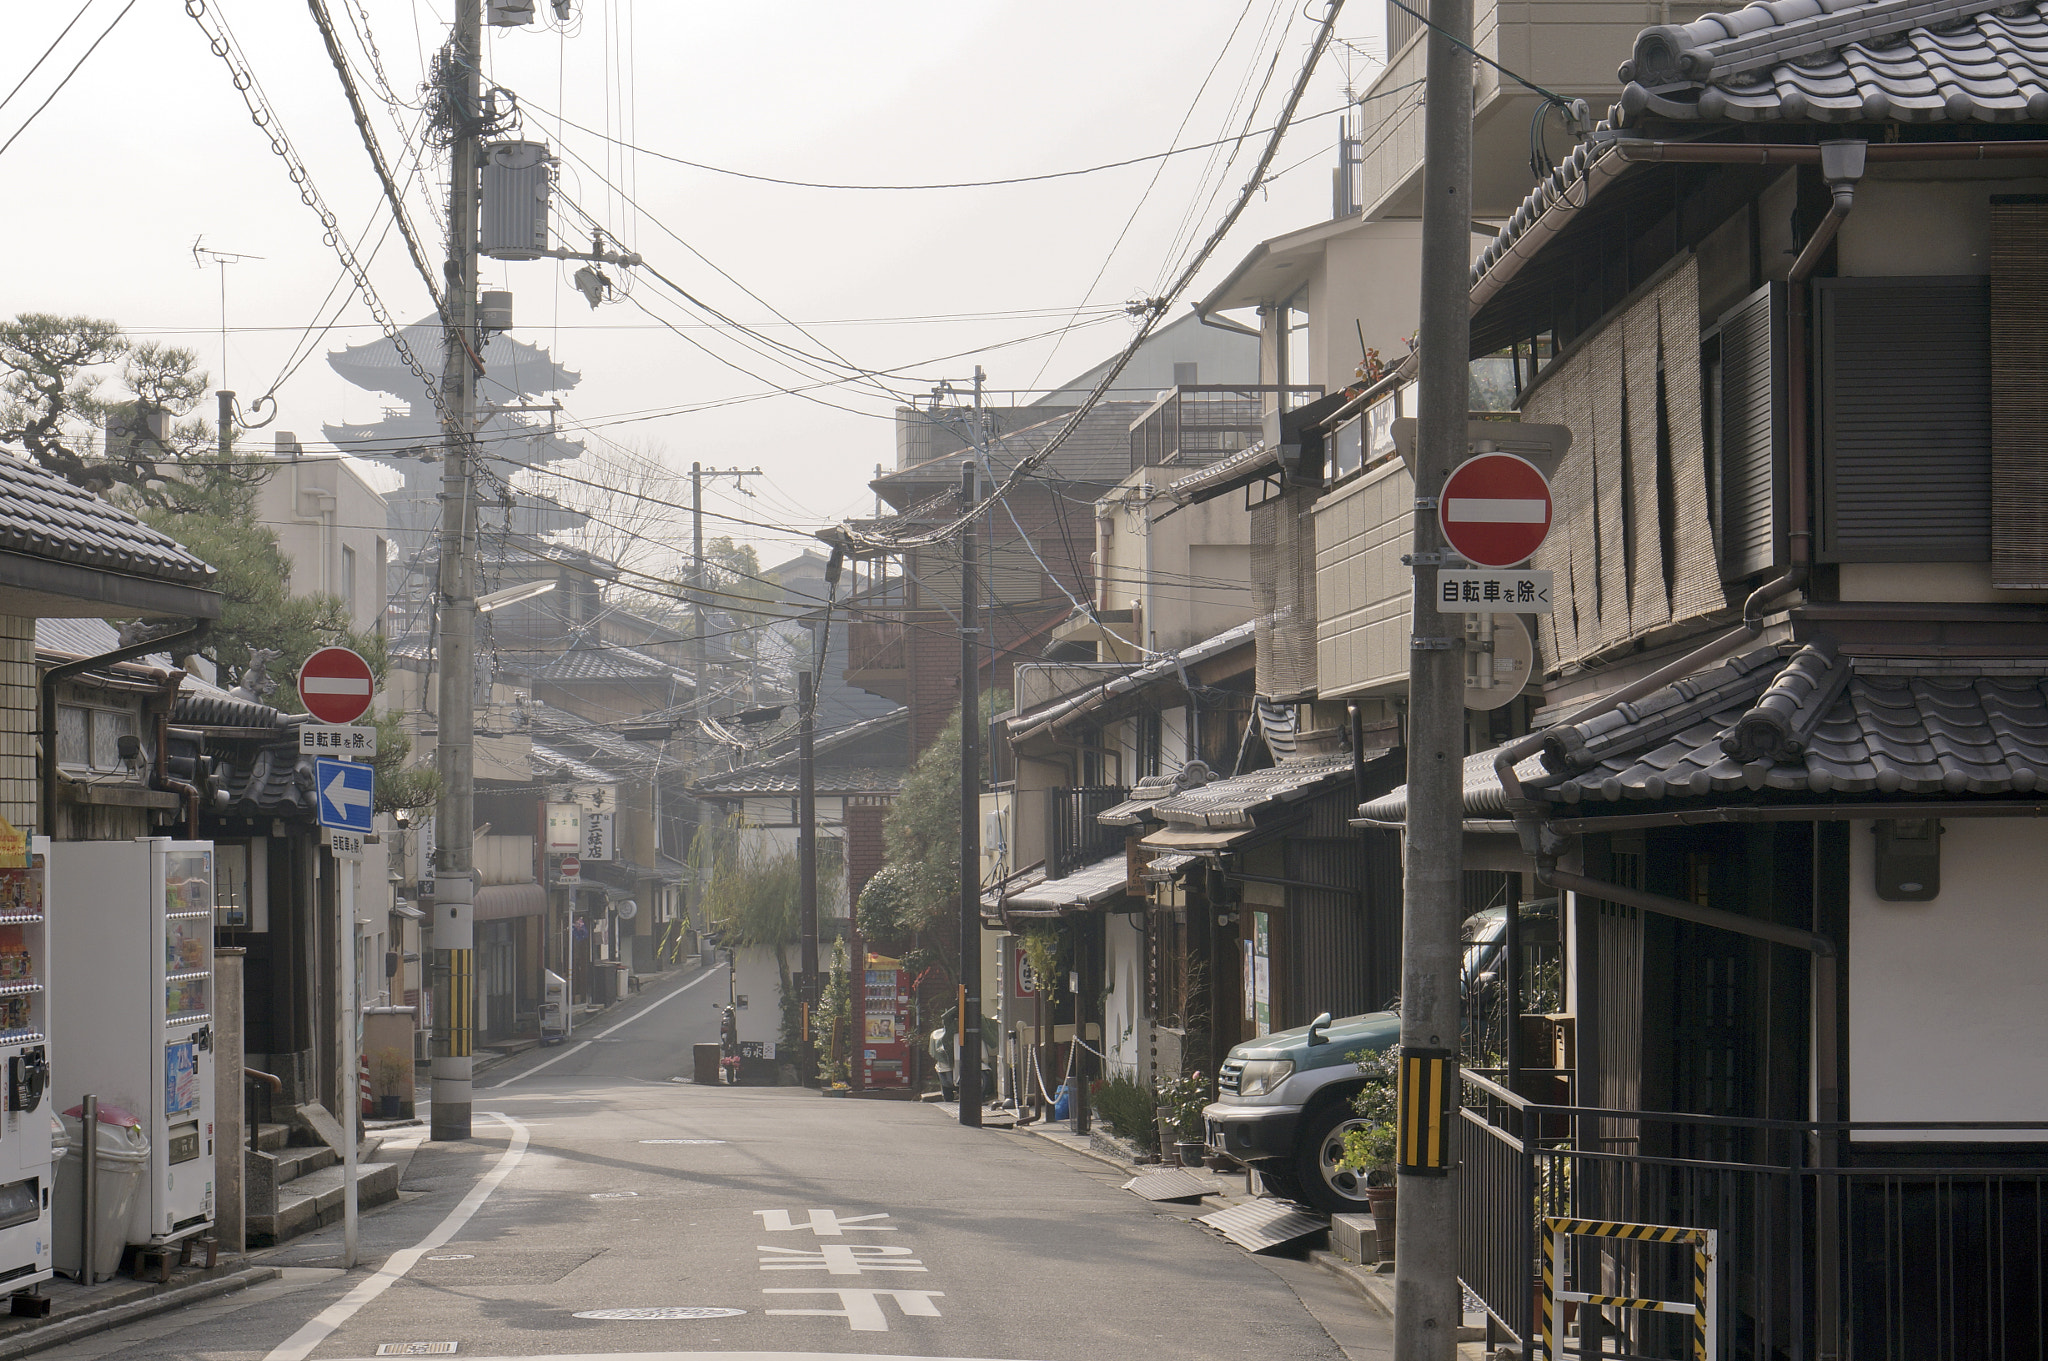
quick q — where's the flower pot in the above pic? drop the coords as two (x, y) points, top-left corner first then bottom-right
(378, 1095), (401, 1119)
(1364, 1183), (1397, 1257)
(1174, 1138), (1207, 1167)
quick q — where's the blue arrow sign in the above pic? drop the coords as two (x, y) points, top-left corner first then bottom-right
(315, 756), (375, 833)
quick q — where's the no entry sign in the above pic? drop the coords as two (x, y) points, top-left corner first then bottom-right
(297, 646), (376, 724)
(1439, 453), (1553, 568)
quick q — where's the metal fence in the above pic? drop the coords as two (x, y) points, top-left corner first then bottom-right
(1044, 785), (1127, 879)
(1458, 1071), (2048, 1360)
(1126, 384), (1323, 470)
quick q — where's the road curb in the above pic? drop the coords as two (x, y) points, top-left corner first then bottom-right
(0, 1266), (280, 1360)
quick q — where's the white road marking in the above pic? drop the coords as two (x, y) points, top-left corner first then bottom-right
(758, 1243), (925, 1274)
(323, 1353), (1027, 1361)
(488, 964), (722, 1088)
(755, 1208), (894, 1235)
(762, 1289), (946, 1333)
(261, 1112), (530, 1361)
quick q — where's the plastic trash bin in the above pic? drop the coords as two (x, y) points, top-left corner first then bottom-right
(53, 1106), (150, 1281)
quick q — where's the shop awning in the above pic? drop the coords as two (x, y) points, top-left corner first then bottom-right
(476, 881), (547, 922)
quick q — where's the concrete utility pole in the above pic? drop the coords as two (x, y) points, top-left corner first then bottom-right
(1396, 0), (1476, 1346)
(957, 462), (983, 1126)
(688, 463), (765, 723)
(430, 0), (483, 1143)
(796, 668), (818, 1080)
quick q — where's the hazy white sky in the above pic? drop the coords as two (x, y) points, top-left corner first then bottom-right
(2, 0), (1389, 564)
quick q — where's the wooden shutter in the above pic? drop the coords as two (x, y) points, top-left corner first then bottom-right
(1991, 200), (2048, 587)
(1817, 277), (1991, 562)
(1712, 283), (1786, 580)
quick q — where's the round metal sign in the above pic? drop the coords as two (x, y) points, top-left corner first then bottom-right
(1464, 613), (1533, 712)
(298, 646), (377, 724)
(1439, 453), (1553, 568)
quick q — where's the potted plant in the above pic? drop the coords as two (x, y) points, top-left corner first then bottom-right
(1337, 1046), (1400, 1253)
(1157, 1071), (1210, 1167)
(373, 1046), (410, 1120)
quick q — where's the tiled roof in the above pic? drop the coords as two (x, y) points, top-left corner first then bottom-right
(35, 617), (170, 665)
(1152, 753), (1354, 830)
(1616, 0), (2048, 125)
(0, 454), (214, 586)
(499, 645), (682, 684)
(1006, 619), (1258, 742)
(526, 704), (664, 767)
(531, 741), (616, 786)
(694, 764), (905, 797)
(1531, 645), (2048, 803)
(218, 743), (316, 819)
(1099, 764), (1216, 825)
(1001, 852), (1133, 915)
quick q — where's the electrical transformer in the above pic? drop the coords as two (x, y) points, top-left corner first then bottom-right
(480, 141), (554, 261)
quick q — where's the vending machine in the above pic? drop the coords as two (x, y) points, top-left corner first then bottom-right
(860, 953), (911, 1090)
(48, 840), (214, 1246)
(0, 837), (54, 1288)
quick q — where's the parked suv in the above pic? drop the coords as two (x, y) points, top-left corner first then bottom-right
(1201, 1009), (1401, 1215)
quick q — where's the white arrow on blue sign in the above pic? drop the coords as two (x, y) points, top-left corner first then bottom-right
(315, 756), (375, 833)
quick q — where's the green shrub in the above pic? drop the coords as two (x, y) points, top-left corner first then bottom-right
(1092, 1074), (1160, 1154)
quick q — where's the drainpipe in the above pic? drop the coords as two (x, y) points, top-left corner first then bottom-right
(40, 620), (211, 839)
(1491, 140), (1865, 828)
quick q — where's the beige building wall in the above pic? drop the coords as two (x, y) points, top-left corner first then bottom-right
(254, 454), (390, 638)
(1314, 458), (1415, 697)
(1098, 469), (1257, 658)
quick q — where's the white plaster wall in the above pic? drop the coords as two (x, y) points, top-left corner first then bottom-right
(1849, 818), (2048, 1138)
(1103, 913), (1147, 1081)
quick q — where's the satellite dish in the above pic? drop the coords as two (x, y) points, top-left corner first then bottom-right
(1464, 613), (1533, 712)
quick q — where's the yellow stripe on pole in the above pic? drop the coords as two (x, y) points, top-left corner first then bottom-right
(1396, 1048), (1454, 1175)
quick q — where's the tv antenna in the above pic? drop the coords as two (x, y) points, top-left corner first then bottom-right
(192, 237), (264, 392)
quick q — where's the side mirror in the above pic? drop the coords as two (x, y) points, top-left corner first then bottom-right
(1307, 1011), (1333, 1046)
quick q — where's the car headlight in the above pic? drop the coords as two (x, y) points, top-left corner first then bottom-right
(1236, 1059), (1295, 1098)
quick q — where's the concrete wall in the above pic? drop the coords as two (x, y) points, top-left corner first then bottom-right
(1848, 818), (2048, 1138)
(1097, 469), (1257, 657)
(1314, 458), (1415, 697)
(254, 455), (388, 637)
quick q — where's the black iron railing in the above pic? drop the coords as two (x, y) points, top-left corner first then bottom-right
(1457, 1070), (2048, 1360)
(1045, 786), (1127, 879)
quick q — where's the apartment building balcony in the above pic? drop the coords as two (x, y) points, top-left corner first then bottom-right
(1128, 384), (1323, 471)
(845, 612), (909, 703)
(1045, 785), (1128, 879)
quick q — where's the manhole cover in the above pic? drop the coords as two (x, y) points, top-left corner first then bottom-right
(589, 1191), (640, 1199)
(572, 1307), (746, 1321)
(639, 1138), (725, 1145)
(425, 1254), (474, 1261)
(374, 1346), (458, 1357)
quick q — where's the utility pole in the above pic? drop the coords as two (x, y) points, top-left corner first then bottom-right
(957, 462), (983, 1126)
(796, 668), (818, 1082)
(688, 463), (766, 724)
(1397, 0), (1476, 1346)
(430, 0), (483, 1143)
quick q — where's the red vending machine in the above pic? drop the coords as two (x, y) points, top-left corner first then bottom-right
(860, 954), (911, 1090)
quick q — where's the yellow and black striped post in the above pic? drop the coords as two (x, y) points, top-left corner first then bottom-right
(438, 946), (473, 1058)
(1541, 1216), (1717, 1360)
(1396, 1047), (1455, 1176)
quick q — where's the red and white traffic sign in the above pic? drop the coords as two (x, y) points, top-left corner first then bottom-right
(1438, 452), (1554, 568)
(559, 855), (581, 885)
(297, 646), (376, 725)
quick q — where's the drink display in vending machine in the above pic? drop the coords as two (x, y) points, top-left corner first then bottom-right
(0, 834), (53, 1291)
(860, 953), (911, 1088)
(49, 840), (215, 1247)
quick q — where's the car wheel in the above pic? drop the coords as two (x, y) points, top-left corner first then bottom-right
(1292, 1102), (1375, 1216)
(1252, 1164), (1306, 1202)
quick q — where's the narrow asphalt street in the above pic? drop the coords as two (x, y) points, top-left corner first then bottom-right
(27, 967), (1391, 1361)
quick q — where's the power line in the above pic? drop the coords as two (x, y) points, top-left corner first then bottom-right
(0, 0), (139, 162)
(0, 0), (97, 121)
(523, 96), (1357, 193)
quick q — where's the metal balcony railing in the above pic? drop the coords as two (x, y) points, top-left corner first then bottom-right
(1127, 384), (1323, 471)
(1045, 785), (1127, 879)
(1456, 1070), (2048, 1361)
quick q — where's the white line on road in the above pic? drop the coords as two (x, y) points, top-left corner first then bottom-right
(261, 1112), (531, 1361)
(320, 1354), (1039, 1361)
(488, 964), (723, 1089)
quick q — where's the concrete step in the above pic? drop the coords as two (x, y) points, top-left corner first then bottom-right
(269, 1143), (336, 1183)
(247, 1161), (401, 1247)
(254, 1122), (292, 1153)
